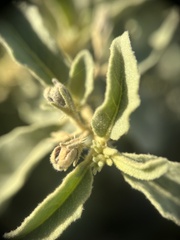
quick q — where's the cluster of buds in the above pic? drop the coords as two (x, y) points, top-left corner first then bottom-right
(91, 139), (117, 175)
(45, 79), (118, 174)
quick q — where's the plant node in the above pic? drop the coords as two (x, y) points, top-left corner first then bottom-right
(91, 139), (117, 174)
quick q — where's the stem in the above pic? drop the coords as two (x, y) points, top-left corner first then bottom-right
(71, 112), (88, 131)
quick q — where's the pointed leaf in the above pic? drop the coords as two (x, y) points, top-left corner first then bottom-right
(4, 159), (93, 239)
(113, 153), (169, 180)
(0, 123), (59, 207)
(68, 50), (94, 105)
(0, 3), (69, 86)
(149, 8), (179, 51)
(123, 161), (180, 226)
(91, 31), (140, 140)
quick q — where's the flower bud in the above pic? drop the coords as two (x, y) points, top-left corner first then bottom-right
(50, 145), (80, 171)
(44, 78), (76, 111)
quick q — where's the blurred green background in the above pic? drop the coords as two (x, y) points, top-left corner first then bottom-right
(0, 0), (180, 239)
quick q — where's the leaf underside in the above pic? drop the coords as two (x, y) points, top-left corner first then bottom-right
(0, 123), (59, 208)
(113, 153), (169, 181)
(0, 2), (69, 86)
(123, 161), (180, 226)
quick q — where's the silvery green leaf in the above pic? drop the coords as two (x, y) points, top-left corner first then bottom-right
(4, 159), (93, 240)
(123, 161), (180, 226)
(149, 8), (179, 51)
(0, 123), (59, 208)
(0, 2), (69, 86)
(108, 0), (145, 19)
(139, 8), (179, 75)
(113, 153), (168, 180)
(91, 31), (140, 140)
(68, 50), (94, 105)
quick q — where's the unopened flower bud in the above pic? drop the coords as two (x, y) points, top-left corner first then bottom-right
(44, 86), (66, 107)
(44, 78), (76, 112)
(50, 145), (80, 171)
(106, 158), (113, 166)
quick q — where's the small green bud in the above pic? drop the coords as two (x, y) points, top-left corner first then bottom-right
(44, 79), (86, 129)
(97, 161), (104, 168)
(44, 80), (66, 107)
(93, 154), (105, 163)
(44, 78), (76, 112)
(106, 158), (113, 166)
(103, 147), (118, 156)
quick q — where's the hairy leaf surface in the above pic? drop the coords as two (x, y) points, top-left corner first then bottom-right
(4, 160), (93, 239)
(0, 2), (69, 86)
(123, 161), (180, 226)
(68, 50), (94, 105)
(0, 123), (59, 208)
(91, 31), (140, 140)
(113, 153), (168, 180)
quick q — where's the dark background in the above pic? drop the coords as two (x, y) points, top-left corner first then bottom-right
(0, 0), (180, 239)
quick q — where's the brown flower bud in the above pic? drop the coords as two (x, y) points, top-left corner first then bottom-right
(50, 145), (80, 171)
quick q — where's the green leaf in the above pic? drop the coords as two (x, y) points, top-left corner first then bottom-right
(113, 153), (169, 180)
(149, 8), (179, 51)
(139, 8), (179, 75)
(123, 161), (180, 226)
(0, 2), (69, 86)
(91, 31), (140, 140)
(68, 50), (94, 105)
(0, 123), (59, 208)
(4, 159), (93, 239)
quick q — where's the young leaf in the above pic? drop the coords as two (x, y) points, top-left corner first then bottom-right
(0, 2), (69, 86)
(123, 161), (180, 226)
(0, 123), (59, 208)
(113, 153), (169, 180)
(68, 50), (94, 105)
(91, 31), (140, 140)
(4, 158), (93, 239)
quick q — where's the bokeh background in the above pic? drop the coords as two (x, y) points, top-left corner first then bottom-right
(0, 0), (180, 239)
